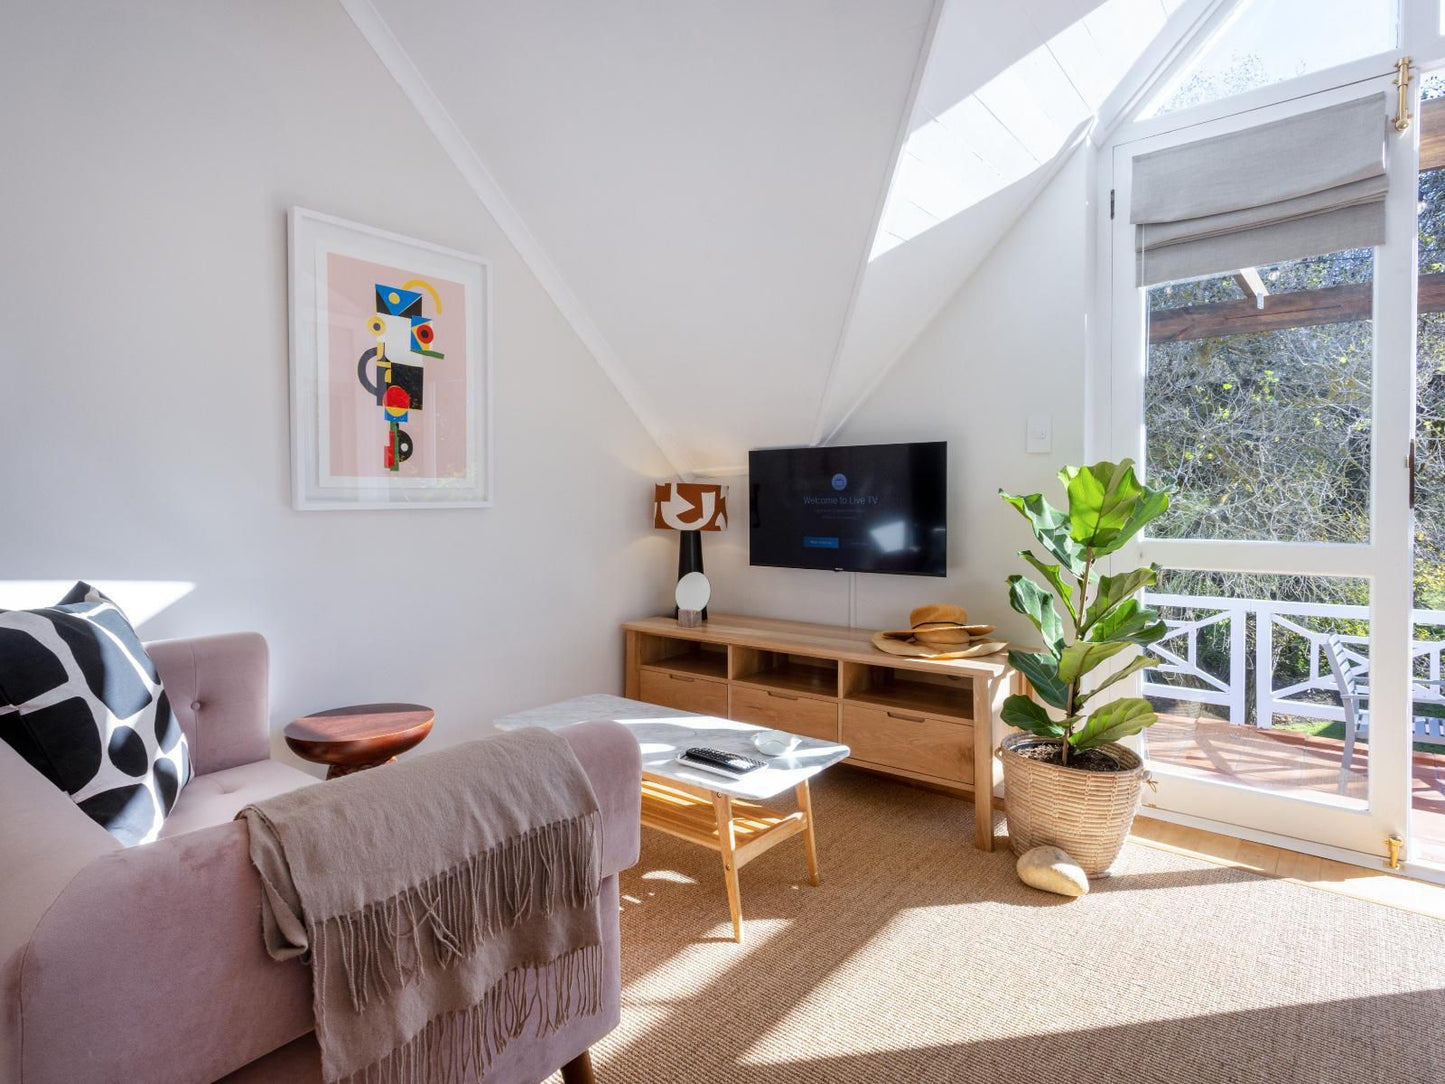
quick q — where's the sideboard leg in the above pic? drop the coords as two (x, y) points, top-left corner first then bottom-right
(975, 674), (1011, 851)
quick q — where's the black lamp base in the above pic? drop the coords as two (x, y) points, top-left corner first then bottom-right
(675, 531), (707, 621)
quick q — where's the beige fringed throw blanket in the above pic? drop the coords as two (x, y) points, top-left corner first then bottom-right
(238, 728), (603, 1084)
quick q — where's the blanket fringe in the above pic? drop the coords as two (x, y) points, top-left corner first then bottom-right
(342, 942), (605, 1084)
(313, 811), (602, 1017)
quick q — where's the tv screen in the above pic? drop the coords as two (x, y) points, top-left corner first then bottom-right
(748, 442), (947, 577)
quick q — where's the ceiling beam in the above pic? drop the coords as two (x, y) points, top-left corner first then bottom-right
(337, 0), (688, 476)
(804, 0), (947, 448)
(1093, 0), (1245, 141)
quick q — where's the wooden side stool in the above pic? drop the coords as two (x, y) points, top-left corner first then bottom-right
(283, 702), (433, 779)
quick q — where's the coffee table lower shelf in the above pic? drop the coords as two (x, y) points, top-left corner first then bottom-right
(640, 775), (820, 943)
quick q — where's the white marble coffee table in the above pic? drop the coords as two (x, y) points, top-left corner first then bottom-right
(495, 693), (851, 942)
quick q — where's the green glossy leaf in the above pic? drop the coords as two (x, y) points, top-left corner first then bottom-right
(1020, 550), (1077, 621)
(1081, 565), (1158, 634)
(1007, 574), (1065, 655)
(999, 490), (1087, 575)
(1007, 650), (1069, 710)
(1058, 640), (1128, 683)
(1059, 459), (1170, 556)
(1075, 655), (1160, 708)
(1070, 697), (1158, 750)
(1086, 598), (1167, 647)
(1001, 694), (1067, 740)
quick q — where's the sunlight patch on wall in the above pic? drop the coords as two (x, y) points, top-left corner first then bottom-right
(0, 580), (195, 627)
(871, 0), (1172, 261)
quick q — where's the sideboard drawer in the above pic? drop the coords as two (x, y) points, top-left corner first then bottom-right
(729, 684), (839, 742)
(841, 702), (974, 784)
(639, 667), (729, 716)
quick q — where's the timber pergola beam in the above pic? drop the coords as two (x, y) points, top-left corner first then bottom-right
(1150, 273), (1445, 343)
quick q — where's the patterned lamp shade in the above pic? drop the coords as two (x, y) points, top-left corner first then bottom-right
(654, 482), (728, 531)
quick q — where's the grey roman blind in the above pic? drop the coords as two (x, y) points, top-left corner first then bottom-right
(1131, 93), (1388, 287)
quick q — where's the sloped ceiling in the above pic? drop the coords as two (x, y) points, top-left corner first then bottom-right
(361, 0), (938, 473)
(350, 0), (1191, 473)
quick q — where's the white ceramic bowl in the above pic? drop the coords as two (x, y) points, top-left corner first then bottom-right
(751, 730), (801, 757)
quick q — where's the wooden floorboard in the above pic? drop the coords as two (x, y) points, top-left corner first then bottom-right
(1131, 814), (1445, 919)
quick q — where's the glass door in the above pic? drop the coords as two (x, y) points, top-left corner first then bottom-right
(1409, 68), (1445, 869)
(1108, 77), (1418, 861)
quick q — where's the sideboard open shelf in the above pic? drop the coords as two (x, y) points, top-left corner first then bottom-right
(623, 613), (1020, 850)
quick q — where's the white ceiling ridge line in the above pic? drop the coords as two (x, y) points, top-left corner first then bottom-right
(1093, 0), (1246, 143)
(337, 0), (689, 476)
(804, 0), (948, 449)
(820, 122), (1092, 447)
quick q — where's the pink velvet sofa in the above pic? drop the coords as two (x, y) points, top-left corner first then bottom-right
(0, 632), (641, 1084)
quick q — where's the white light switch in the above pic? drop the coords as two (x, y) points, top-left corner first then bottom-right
(1026, 413), (1052, 454)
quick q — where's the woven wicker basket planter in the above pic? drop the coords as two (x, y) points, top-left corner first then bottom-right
(1000, 733), (1145, 875)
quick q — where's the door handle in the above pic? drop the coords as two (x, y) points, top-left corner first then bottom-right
(670, 674), (694, 683)
(767, 691), (799, 701)
(1410, 438), (1417, 510)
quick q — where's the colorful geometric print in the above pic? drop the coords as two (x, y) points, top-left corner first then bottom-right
(358, 280), (445, 472)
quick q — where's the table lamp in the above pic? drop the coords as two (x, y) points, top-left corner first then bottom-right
(654, 482), (728, 620)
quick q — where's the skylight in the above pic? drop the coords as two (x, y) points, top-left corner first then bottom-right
(870, 0), (1178, 261)
(1143, 0), (1397, 118)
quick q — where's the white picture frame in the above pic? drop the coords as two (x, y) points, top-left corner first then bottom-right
(288, 207), (493, 510)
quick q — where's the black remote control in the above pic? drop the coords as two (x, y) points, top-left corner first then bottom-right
(677, 747), (765, 776)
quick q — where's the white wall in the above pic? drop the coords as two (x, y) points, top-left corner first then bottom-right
(706, 151), (1090, 645)
(0, 1), (674, 760)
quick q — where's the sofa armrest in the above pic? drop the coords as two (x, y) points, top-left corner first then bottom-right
(0, 744), (120, 1084)
(557, 721), (642, 878)
(16, 820), (313, 1084)
(147, 632), (270, 775)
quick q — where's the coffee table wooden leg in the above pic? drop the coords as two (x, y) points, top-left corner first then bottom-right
(711, 792), (744, 943)
(794, 780), (821, 886)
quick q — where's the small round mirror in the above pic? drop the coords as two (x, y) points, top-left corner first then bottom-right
(675, 571), (711, 613)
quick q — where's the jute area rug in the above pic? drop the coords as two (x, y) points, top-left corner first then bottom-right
(571, 766), (1445, 1084)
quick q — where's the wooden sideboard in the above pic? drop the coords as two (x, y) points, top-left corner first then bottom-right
(622, 613), (1020, 850)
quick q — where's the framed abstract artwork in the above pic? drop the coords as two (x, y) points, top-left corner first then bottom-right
(288, 208), (492, 509)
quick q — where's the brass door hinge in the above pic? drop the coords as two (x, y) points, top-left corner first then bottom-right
(1385, 834), (1404, 871)
(1395, 57), (1414, 133)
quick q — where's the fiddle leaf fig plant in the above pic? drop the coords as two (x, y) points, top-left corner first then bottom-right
(998, 460), (1171, 766)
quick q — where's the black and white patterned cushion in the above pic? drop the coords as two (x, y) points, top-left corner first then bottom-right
(0, 583), (193, 846)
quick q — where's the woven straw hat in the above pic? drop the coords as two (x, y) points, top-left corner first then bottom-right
(871, 603), (1004, 660)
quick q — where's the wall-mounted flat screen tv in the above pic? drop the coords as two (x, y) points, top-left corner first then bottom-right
(748, 441), (947, 577)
